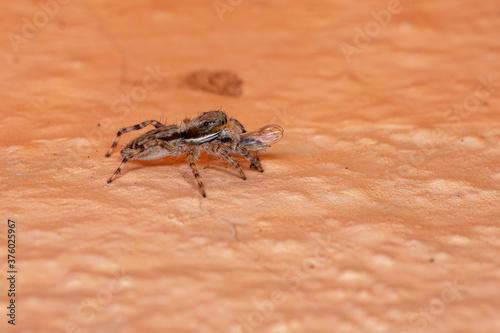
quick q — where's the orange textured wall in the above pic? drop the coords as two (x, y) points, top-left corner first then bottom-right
(1, 1), (499, 332)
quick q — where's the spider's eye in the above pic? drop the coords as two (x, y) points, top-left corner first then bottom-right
(204, 122), (209, 127)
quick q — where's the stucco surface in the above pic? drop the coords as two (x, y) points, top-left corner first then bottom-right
(1, 1), (500, 332)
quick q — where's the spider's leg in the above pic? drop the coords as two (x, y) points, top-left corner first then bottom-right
(211, 146), (247, 180)
(108, 138), (179, 184)
(187, 151), (206, 197)
(105, 120), (165, 157)
(235, 146), (264, 172)
(107, 151), (140, 183)
(108, 157), (128, 183)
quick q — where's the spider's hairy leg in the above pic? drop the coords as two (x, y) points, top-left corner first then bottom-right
(237, 146), (263, 172)
(107, 139), (179, 184)
(210, 146), (247, 180)
(187, 151), (206, 197)
(107, 153), (136, 183)
(105, 120), (166, 157)
(250, 157), (263, 172)
(221, 143), (263, 172)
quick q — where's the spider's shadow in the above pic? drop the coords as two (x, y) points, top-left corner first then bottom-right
(123, 154), (242, 178)
(116, 152), (278, 184)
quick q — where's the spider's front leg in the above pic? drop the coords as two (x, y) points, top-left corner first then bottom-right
(186, 150), (206, 197)
(236, 146), (263, 172)
(105, 120), (166, 157)
(220, 142), (264, 173)
(209, 145), (247, 180)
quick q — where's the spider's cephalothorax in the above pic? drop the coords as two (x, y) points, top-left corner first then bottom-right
(182, 111), (228, 144)
(105, 110), (283, 197)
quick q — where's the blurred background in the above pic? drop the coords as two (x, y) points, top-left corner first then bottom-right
(1, 1), (499, 332)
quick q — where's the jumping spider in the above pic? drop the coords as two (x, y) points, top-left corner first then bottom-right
(105, 110), (283, 197)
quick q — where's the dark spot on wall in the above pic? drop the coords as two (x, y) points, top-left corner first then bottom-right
(184, 70), (243, 97)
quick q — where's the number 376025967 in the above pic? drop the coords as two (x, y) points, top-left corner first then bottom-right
(8, 219), (15, 269)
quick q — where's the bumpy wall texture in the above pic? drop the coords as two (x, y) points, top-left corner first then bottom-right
(1, 1), (499, 332)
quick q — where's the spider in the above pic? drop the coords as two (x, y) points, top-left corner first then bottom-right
(105, 110), (283, 197)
